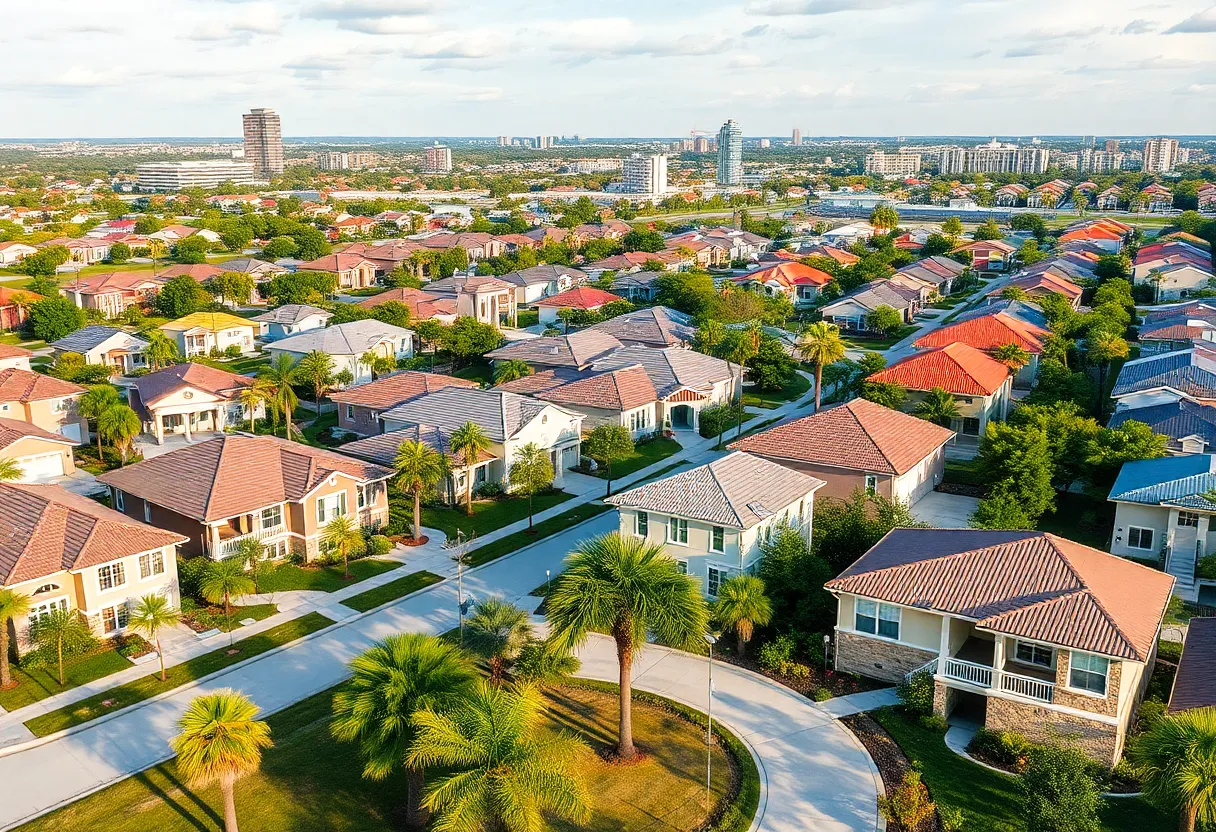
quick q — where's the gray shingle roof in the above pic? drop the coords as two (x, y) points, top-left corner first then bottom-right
(498, 264), (588, 287)
(1169, 617), (1216, 713)
(1111, 347), (1216, 401)
(338, 425), (498, 467)
(485, 330), (623, 369)
(1107, 401), (1216, 453)
(380, 387), (575, 442)
(586, 306), (695, 347)
(51, 325), (148, 354)
(270, 319), (413, 356)
(252, 304), (333, 325)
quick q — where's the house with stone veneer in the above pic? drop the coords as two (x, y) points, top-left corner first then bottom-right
(826, 528), (1173, 765)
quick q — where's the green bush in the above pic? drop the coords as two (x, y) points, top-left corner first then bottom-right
(1134, 698), (1166, 734)
(367, 534), (393, 556)
(918, 714), (949, 733)
(811, 688), (833, 702)
(1197, 554), (1216, 580)
(698, 401), (745, 439)
(1019, 743), (1102, 832)
(938, 805), (965, 832)
(896, 668), (935, 716)
(474, 481), (505, 499)
(783, 661), (811, 680)
(224, 344), (242, 358)
(177, 556), (211, 602)
(757, 634), (796, 673)
(970, 727), (1032, 771)
(1157, 639), (1183, 663)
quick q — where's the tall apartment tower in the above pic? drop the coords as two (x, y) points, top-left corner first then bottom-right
(1143, 138), (1180, 173)
(424, 143), (453, 174)
(1105, 139), (1120, 153)
(792, 128), (802, 146)
(716, 119), (743, 186)
(242, 108), (283, 178)
(621, 153), (668, 195)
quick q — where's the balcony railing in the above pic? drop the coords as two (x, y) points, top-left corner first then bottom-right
(217, 523), (287, 558)
(1000, 670), (1055, 704)
(942, 657), (993, 688)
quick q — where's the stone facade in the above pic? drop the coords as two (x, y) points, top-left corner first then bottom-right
(985, 695), (1121, 766)
(932, 681), (964, 718)
(835, 630), (938, 683)
(1052, 651), (1123, 717)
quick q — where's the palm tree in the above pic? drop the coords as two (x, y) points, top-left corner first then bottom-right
(321, 515), (365, 580)
(97, 403), (142, 464)
(0, 589), (31, 689)
(0, 457), (23, 482)
(712, 574), (772, 657)
(258, 353), (299, 440)
(394, 439), (447, 542)
(129, 593), (180, 682)
(296, 350), (335, 411)
(913, 387), (960, 428)
(547, 532), (709, 759)
(331, 633), (478, 829)
(360, 350), (394, 381)
(238, 385), (263, 432)
(144, 330), (179, 371)
(171, 689), (273, 832)
(1087, 331), (1130, 417)
(493, 359), (533, 385)
(449, 421), (491, 517)
(1132, 707), (1216, 832)
(79, 385), (119, 458)
(199, 557), (255, 639)
(464, 597), (533, 683)
(407, 681), (591, 832)
(991, 343), (1031, 374)
(798, 321), (848, 411)
(28, 607), (94, 686)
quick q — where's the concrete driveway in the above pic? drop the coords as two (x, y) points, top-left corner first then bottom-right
(912, 490), (980, 528)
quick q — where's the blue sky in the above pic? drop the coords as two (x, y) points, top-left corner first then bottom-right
(3, 0), (1215, 138)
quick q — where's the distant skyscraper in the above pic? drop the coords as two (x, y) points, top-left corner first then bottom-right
(864, 151), (922, 177)
(424, 143), (452, 174)
(693, 137), (710, 153)
(938, 140), (1049, 174)
(242, 108), (283, 178)
(1143, 137), (1180, 173)
(497, 136), (510, 147)
(759, 138), (771, 149)
(1105, 139), (1120, 153)
(716, 119), (742, 186)
(535, 135), (553, 149)
(621, 153), (668, 195)
(792, 128), (802, 147)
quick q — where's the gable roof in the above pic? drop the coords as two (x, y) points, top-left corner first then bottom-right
(485, 330), (624, 369)
(825, 529), (1173, 662)
(337, 425), (498, 468)
(590, 344), (735, 398)
(0, 416), (77, 452)
(159, 264), (225, 281)
(1112, 347), (1216, 401)
(0, 368), (84, 403)
(380, 387), (576, 442)
(355, 287), (456, 319)
(533, 286), (623, 309)
(586, 306), (695, 347)
(51, 325), (149, 354)
(530, 365), (658, 412)
(159, 311), (257, 333)
(131, 363), (255, 408)
(912, 311), (1048, 354)
(1108, 400), (1216, 454)
(216, 257), (285, 274)
(271, 319), (414, 356)
(328, 371), (478, 410)
(252, 304), (332, 325)
(606, 451), (824, 530)
(729, 398), (954, 476)
(1109, 454), (1216, 510)
(957, 298), (1048, 329)
(97, 434), (392, 522)
(868, 342), (1011, 396)
(69, 271), (165, 295)
(1168, 617), (1216, 713)
(996, 270), (1083, 301)
(733, 262), (833, 289)
(296, 253), (376, 272)
(499, 264), (588, 287)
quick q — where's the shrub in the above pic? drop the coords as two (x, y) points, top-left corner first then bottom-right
(223, 344), (242, 358)
(1134, 698), (1166, 734)
(896, 669), (935, 716)
(783, 661), (811, 680)
(367, 535), (393, 556)
(938, 806), (965, 832)
(970, 727), (1032, 771)
(474, 481), (505, 499)
(1197, 554), (1216, 580)
(115, 633), (153, 659)
(1019, 743), (1102, 832)
(1156, 638), (1182, 663)
(918, 714), (949, 733)
(177, 556), (211, 602)
(877, 771), (936, 831)
(811, 688), (833, 702)
(757, 634), (797, 673)
(698, 401), (744, 439)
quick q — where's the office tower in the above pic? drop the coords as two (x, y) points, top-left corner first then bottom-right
(424, 143), (452, 173)
(497, 136), (510, 147)
(716, 119), (742, 186)
(535, 135), (552, 149)
(621, 153), (668, 195)
(1143, 138), (1180, 172)
(1105, 139), (1120, 153)
(864, 151), (922, 177)
(136, 160), (258, 191)
(759, 138), (771, 148)
(693, 137), (709, 153)
(242, 108), (283, 178)
(938, 141), (1049, 174)
(792, 128), (802, 146)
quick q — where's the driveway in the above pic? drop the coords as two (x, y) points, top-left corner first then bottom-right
(912, 490), (980, 528)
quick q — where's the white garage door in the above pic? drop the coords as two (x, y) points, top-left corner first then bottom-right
(18, 453), (66, 482)
(59, 422), (82, 443)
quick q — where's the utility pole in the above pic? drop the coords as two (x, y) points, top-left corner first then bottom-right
(451, 529), (475, 645)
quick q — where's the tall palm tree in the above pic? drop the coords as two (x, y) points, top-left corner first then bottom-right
(199, 557), (255, 636)
(144, 330), (179, 371)
(258, 353), (299, 440)
(0, 457), (23, 482)
(407, 681), (591, 832)
(296, 350), (335, 411)
(913, 387), (960, 428)
(321, 515), (364, 580)
(331, 633), (478, 829)
(28, 607), (93, 686)
(547, 532), (709, 759)
(493, 359), (533, 385)
(129, 593), (180, 682)
(991, 343), (1031, 374)
(449, 421), (491, 517)
(97, 403), (142, 464)
(464, 597), (533, 683)
(171, 689), (273, 832)
(1086, 331), (1130, 418)
(394, 439), (447, 542)
(712, 574), (772, 657)
(79, 385), (119, 458)
(0, 588), (31, 689)
(1132, 707), (1216, 832)
(238, 385), (263, 432)
(798, 321), (848, 412)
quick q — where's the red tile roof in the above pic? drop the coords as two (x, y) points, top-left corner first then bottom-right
(297, 253), (374, 272)
(356, 287), (456, 319)
(867, 342), (1011, 396)
(534, 365), (657, 411)
(0, 368), (85, 402)
(733, 261), (833, 289)
(0, 286), (43, 306)
(132, 363), (254, 408)
(328, 371), (478, 410)
(533, 286), (623, 309)
(993, 271), (1083, 301)
(158, 264), (225, 281)
(0, 344), (32, 359)
(912, 312), (1048, 354)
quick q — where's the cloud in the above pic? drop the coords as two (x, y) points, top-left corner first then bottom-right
(746, 0), (897, 16)
(784, 28), (828, 39)
(183, 4), (282, 41)
(302, 0), (431, 19)
(401, 39), (499, 59)
(1122, 19), (1157, 34)
(1166, 6), (1216, 33)
(335, 16), (436, 34)
(283, 55), (347, 79)
(1004, 43), (1058, 57)
(727, 54), (778, 68)
(548, 33), (733, 63)
(743, 24), (769, 36)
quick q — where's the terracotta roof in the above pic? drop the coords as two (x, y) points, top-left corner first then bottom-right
(533, 286), (623, 309)
(69, 271), (165, 295)
(0, 344), (32, 360)
(912, 312), (1048, 354)
(132, 363), (254, 408)
(356, 287), (456, 319)
(0, 482), (187, 585)
(0, 286), (42, 306)
(803, 245), (860, 265)
(485, 330), (623, 369)
(729, 398), (954, 476)
(867, 342), (1011, 396)
(338, 425), (497, 468)
(0, 416), (76, 452)
(733, 262), (833, 289)
(97, 434), (392, 522)
(296, 253), (375, 272)
(532, 365), (658, 411)
(993, 271), (1083, 301)
(328, 371), (478, 410)
(826, 529), (1173, 662)
(0, 368), (85, 402)
(1169, 617), (1216, 713)
(159, 264), (225, 281)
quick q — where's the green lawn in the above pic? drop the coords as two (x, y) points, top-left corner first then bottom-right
(943, 459), (986, 487)
(516, 308), (540, 328)
(221, 354), (271, 376)
(263, 558), (400, 593)
(0, 333), (46, 349)
(421, 489), (575, 539)
(594, 438), (682, 480)
(23, 613), (333, 737)
(872, 708), (1167, 832)
(0, 647), (133, 712)
(452, 360), (494, 386)
(465, 502), (614, 567)
(340, 286), (388, 297)
(342, 570), (444, 613)
(841, 325), (919, 351)
(741, 373), (811, 409)
(300, 410), (340, 446)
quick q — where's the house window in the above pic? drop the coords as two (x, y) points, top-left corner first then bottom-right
(346, 405), (355, 420)
(316, 491), (348, 524)
(98, 562), (126, 592)
(960, 417), (981, 436)
(29, 597), (68, 625)
(1069, 651), (1110, 696)
(143, 500), (152, 523)
(114, 490), (125, 512)
(1179, 511), (1201, 528)
(674, 559), (687, 574)
(357, 485), (366, 510)
(667, 517), (688, 545)
(1127, 527), (1154, 550)
(261, 506), (282, 529)
(139, 551), (164, 580)
(101, 603), (129, 634)
(635, 511), (649, 537)
(711, 526), (725, 553)
(855, 598), (901, 640)
(707, 566), (726, 598)
(864, 474), (878, 496)
(1015, 641), (1053, 668)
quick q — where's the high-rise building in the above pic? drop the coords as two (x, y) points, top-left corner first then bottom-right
(864, 151), (922, 177)
(136, 160), (258, 191)
(621, 153), (668, 195)
(497, 136), (510, 147)
(424, 143), (452, 174)
(535, 135), (553, 150)
(318, 151), (374, 171)
(1105, 139), (1120, 153)
(1143, 138), (1180, 172)
(242, 108), (283, 178)
(716, 119), (742, 186)
(693, 137), (710, 153)
(759, 138), (771, 149)
(792, 128), (802, 146)
(1079, 148), (1125, 173)
(938, 140), (1049, 174)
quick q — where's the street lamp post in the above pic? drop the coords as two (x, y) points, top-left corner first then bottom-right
(451, 529), (475, 646)
(704, 632), (717, 811)
(546, 568), (551, 597)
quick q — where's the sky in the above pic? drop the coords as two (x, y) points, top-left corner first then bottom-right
(3, 0), (1215, 139)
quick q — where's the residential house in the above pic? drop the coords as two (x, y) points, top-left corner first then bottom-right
(0, 418), (78, 481)
(1108, 400), (1216, 456)
(1026, 179), (1070, 209)
(46, 237), (112, 266)
(588, 345), (742, 431)
(988, 270), (1083, 309)
(534, 286), (623, 325)
(296, 253), (378, 290)
(0, 241), (38, 265)
(665, 236), (731, 269)
(0, 482), (186, 644)
(0, 286), (39, 332)
(585, 306), (696, 348)
(50, 325), (149, 376)
(587, 250), (692, 274)
(338, 424), (497, 505)
(252, 304), (333, 341)
(729, 398), (954, 504)
(1059, 219), (1132, 253)
(826, 528), (1172, 765)
(331, 215), (376, 237)
(1199, 184), (1216, 212)
(485, 330), (625, 372)
(606, 452), (824, 598)
(955, 240), (1017, 275)
(801, 245), (860, 267)
(1141, 184), (1174, 213)
(700, 227), (772, 261)
(0, 368), (88, 443)
(62, 271), (166, 318)
(0, 345), (32, 371)
(1096, 187), (1122, 211)
(128, 363), (261, 444)
(731, 262), (833, 308)
(356, 287), (457, 324)
(993, 184), (1028, 207)
(820, 279), (922, 332)
(610, 271), (665, 303)
(893, 255), (967, 298)
(159, 311), (259, 358)
(496, 364), (660, 438)
(822, 222), (878, 247)
(423, 275), (518, 327)
(499, 264), (589, 305)
(149, 225), (221, 244)
(867, 342), (1013, 446)
(328, 371), (479, 436)
(1138, 302), (1216, 355)
(1110, 345), (1216, 412)
(215, 257), (288, 281)
(268, 319), (415, 385)
(417, 232), (504, 263)
(1133, 242), (1213, 301)
(1167, 617), (1216, 714)
(912, 311), (1048, 387)
(99, 435), (393, 561)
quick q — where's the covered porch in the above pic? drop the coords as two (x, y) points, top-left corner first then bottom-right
(150, 403), (237, 445)
(208, 504), (290, 560)
(930, 618), (1057, 705)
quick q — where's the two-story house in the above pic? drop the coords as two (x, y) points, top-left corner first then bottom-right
(159, 312), (259, 358)
(500, 264), (589, 306)
(252, 304), (333, 342)
(0, 482), (187, 644)
(424, 275), (518, 328)
(826, 528), (1174, 765)
(496, 364), (660, 439)
(0, 368), (88, 444)
(606, 452), (824, 598)
(98, 435), (393, 561)
(62, 271), (166, 319)
(912, 311), (1049, 388)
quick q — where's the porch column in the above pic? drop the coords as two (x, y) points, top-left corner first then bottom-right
(937, 616), (950, 677)
(1198, 514), (1211, 560)
(215, 407), (225, 432)
(552, 450), (565, 485)
(991, 636), (1005, 692)
(183, 412), (193, 442)
(154, 413), (165, 445)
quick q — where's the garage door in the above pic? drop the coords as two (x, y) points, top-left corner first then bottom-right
(59, 422), (82, 443)
(17, 453), (66, 482)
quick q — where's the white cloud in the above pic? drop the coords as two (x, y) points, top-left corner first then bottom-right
(1166, 5), (1216, 32)
(746, 0), (899, 15)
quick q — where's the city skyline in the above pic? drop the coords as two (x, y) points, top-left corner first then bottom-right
(2, 0), (1214, 138)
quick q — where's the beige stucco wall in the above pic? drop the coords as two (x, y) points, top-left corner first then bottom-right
(2, 435), (75, 478)
(12, 395), (88, 443)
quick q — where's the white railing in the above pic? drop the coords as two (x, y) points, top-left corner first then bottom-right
(218, 524), (287, 558)
(905, 657), (939, 684)
(1000, 670), (1055, 704)
(942, 657), (993, 688)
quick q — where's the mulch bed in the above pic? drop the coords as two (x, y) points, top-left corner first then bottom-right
(935, 482), (986, 498)
(715, 650), (884, 700)
(842, 712), (939, 832)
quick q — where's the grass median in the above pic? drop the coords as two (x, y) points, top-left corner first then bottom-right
(23, 612), (334, 738)
(465, 502), (613, 567)
(342, 570), (444, 613)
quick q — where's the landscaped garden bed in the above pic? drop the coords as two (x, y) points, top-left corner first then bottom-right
(0, 635), (146, 712)
(180, 600), (277, 633)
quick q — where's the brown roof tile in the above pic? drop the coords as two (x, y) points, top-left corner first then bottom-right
(132, 363), (254, 408)
(533, 365), (657, 412)
(328, 371), (478, 411)
(0, 416), (76, 451)
(0, 368), (85, 402)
